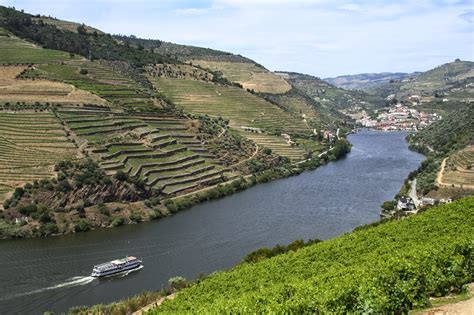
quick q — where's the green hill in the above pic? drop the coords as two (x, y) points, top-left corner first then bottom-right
(371, 60), (474, 115)
(0, 27), (72, 63)
(405, 105), (474, 196)
(151, 197), (474, 313)
(278, 71), (386, 114)
(410, 104), (474, 155)
(0, 6), (343, 237)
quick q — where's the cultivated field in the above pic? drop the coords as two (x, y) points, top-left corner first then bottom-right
(0, 27), (72, 64)
(58, 109), (235, 195)
(0, 66), (108, 105)
(240, 132), (306, 160)
(150, 77), (308, 134)
(275, 94), (319, 121)
(189, 60), (291, 94)
(0, 111), (78, 205)
(440, 145), (474, 188)
(36, 61), (162, 111)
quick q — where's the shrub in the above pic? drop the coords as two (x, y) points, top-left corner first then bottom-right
(168, 276), (187, 290)
(18, 203), (37, 216)
(97, 203), (109, 216)
(39, 222), (58, 236)
(74, 219), (91, 232)
(111, 217), (125, 227)
(129, 212), (143, 223)
(115, 170), (128, 181)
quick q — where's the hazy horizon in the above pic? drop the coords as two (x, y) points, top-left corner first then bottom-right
(1, 0), (473, 77)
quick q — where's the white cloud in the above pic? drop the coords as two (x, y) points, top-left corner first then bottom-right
(2, 0), (472, 77)
(338, 3), (362, 12)
(173, 8), (208, 16)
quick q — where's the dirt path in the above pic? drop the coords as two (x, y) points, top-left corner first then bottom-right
(132, 293), (175, 315)
(417, 284), (474, 315)
(436, 158), (448, 187)
(436, 157), (474, 190)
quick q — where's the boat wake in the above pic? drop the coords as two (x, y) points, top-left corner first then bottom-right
(0, 276), (95, 301)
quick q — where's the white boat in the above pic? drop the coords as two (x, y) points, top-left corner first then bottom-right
(91, 256), (143, 277)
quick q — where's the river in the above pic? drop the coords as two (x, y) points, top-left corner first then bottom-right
(0, 130), (424, 313)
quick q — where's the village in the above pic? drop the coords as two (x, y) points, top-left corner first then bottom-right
(356, 103), (442, 131)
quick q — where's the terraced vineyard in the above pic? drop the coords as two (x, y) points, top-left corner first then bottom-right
(0, 65), (108, 106)
(150, 77), (309, 134)
(0, 111), (77, 205)
(241, 132), (306, 160)
(34, 61), (161, 111)
(189, 60), (291, 93)
(57, 109), (236, 195)
(0, 27), (71, 63)
(441, 145), (474, 188)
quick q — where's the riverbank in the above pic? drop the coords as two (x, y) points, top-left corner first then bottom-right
(81, 197), (474, 314)
(0, 131), (424, 313)
(0, 139), (351, 239)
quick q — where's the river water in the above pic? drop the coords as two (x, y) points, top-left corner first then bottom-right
(0, 130), (424, 313)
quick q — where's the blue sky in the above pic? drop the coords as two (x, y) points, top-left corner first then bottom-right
(1, 0), (473, 77)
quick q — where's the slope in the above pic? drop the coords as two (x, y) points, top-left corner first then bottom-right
(0, 27), (72, 63)
(279, 71), (386, 114)
(407, 104), (474, 196)
(325, 72), (418, 91)
(189, 60), (291, 94)
(370, 60), (474, 115)
(154, 197), (474, 313)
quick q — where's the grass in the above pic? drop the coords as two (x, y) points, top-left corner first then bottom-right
(0, 27), (72, 63)
(154, 197), (474, 313)
(189, 60), (291, 94)
(0, 65), (108, 106)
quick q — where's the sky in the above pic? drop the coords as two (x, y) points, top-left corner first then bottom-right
(1, 0), (473, 77)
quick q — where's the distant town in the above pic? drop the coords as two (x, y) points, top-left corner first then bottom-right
(356, 102), (442, 131)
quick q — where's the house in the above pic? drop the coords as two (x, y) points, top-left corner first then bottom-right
(421, 197), (436, 206)
(397, 197), (416, 211)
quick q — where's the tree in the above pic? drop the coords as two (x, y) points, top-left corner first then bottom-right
(115, 170), (128, 181)
(381, 200), (396, 212)
(77, 24), (87, 35)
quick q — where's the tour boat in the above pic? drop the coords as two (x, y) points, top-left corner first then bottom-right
(91, 256), (143, 277)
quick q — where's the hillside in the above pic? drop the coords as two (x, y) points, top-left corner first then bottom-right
(410, 104), (474, 155)
(189, 60), (291, 94)
(0, 6), (344, 237)
(148, 197), (474, 313)
(370, 60), (474, 115)
(325, 72), (418, 91)
(406, 104), (474, 197)
(113, 34), (253, 64)
(277, 71), (386, 116)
